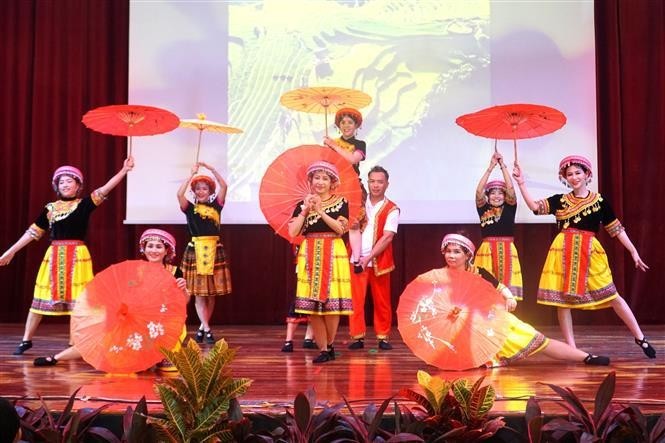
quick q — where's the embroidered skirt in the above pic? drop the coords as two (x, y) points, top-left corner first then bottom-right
(537, 229), (617, 309)
(181, 237), (232, 297)
(475, 237), (523, 300)
(294, 235), (353, 316)
(31, 240), (93, 316)
(486, 313), (549, 367)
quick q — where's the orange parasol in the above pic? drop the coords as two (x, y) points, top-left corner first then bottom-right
(397, 268), (510, 370)
(259, 144), (362, 244)
(455, 103), (566, 161)
(82, 104), (180, 157)
(280, 86), (372, 136)
(179, 113), (243, 163)
(71, 260), (187, 374)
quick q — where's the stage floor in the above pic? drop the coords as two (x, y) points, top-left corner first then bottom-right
(1, 323), (664, 416)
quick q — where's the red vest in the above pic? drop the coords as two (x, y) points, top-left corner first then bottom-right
(370, 199), (399, 276)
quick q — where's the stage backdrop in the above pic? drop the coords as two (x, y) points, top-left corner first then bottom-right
(0, 0), (663, 329)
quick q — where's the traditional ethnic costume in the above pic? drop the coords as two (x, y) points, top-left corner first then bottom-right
(334, 108), (367, 230)
(474, 180), (523, 300)
(28, 169), (106, 315)
(293, 195), (354, 316)
(534, 191), (623, 309)
(180, 197), (232, 297)
(349, 197), (399, 341)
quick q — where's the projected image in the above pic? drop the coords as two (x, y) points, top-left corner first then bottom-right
(128, 0), (596, 224)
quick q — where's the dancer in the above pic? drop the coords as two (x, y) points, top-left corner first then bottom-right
(348, 166), (399, 351)
(0, 158), (134, 355)
(474, 151), (523, 299)
(33, 228), (189, 369)
(323, 107), (366, 273)
(288, 160), (353, 363)
(177, 161), (232, 345)
(513, 156), (654, 358)
(427, 233), (610, 367)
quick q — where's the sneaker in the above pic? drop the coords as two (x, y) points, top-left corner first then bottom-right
(194, 329), (204, 343)
(313, 351), (332, 364)
(348, 339), (364, 350)
(378, 340), (393, 351)
(34, 355), (58, 367)
(635, 337), (656, 359)
(156, 358), (178, 373)
(584, 354), (610, 366)
(302, 338), (318, 349)
(281, 341), (294, 353)
(204, 330), (215, 344)
(14, 340), (33, 355)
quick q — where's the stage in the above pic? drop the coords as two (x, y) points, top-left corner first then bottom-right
(2, 323), (664, 422)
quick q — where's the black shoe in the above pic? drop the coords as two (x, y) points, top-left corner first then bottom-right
(327, 345), (336, 360)
(34, 355), (58, 367)
(302, 338), (318, 349)
(635, 337), (656, 359)
(353, 262), (364, 274)
(194, 329), (204, 343)
(281, 341), (294, 353)
(348, 339), (364, 350)
(13, 340), (32, 355)
(204, 330), (215, 344)
(584, 354), (610, 366)
(378, 340), (393, 351)
(313, 351), (332, 364)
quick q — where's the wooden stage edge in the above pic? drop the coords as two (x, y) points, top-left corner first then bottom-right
(1, 323), (664, 418)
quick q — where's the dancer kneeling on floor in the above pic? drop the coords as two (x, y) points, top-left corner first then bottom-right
(428, 233), (610, 367)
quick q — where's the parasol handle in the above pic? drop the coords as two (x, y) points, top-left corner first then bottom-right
(195, 129), (203, 164)
(128, 136), (133, 159)
(324, 109), (329, 138)
(513, 138), (518, 164)
(494, 139), (498, 154)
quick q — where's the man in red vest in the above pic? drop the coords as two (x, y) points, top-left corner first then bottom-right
(348, 166), (400, 350)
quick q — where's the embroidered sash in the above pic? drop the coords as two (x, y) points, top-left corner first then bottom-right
(562, 229), (594, 297)
(305, 233), (338, 302)
(486, 236), (513, 285)
(49, 240), (84, 303)
(192, 236), (218, 275)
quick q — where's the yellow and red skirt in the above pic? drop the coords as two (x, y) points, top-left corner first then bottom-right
(475, 237), (523, 300)
(181, 236), (232, 297)
(31, 240), (93, 316)
(537, 229), (617, 309)
(294, 234), (353, 316)
(486, 313), (549, 367)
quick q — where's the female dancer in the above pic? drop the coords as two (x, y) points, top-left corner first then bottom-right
(513, 156), (654, 358)
(0, 158), (134, 355)
(177, 161), (232, 345)
(474, 151), (523, 299)
(33, 228), (188, 368)
(425, 233), (610, 367)
(323, 107), (366, 273)
(288, 160), (354, 363)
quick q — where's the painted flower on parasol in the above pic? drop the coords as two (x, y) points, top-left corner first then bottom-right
(82, 104), (180, 157)
(280, 86), (371, 136)
(455, 103), (566, 161)
(259, 144), (363, 244)
(179, 113), (243, 163)
(397, 268), (510, 370)
(71, 260), (187, 374)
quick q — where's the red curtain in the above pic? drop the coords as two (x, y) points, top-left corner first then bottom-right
(0, 0), (663, 326)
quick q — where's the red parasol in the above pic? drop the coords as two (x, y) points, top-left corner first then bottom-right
(397, 268), (510, 370)
(455, 103), (566, 161)
(259, 145), (362, 244)
(71, 260), (187, 374)
(82, 104), (180, 157)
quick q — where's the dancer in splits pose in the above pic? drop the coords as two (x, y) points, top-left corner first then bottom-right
(1, 158), (133, 355)
(513, 156), (654, 358)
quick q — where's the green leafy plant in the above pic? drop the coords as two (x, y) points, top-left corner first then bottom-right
(526, 371), (665, 443)
(148, 339), (253, 442)
(120, 396), (156, 443)
(340, 396), (424, 442)
(16, 387), (118, 443)
(397, 370), (505, 442)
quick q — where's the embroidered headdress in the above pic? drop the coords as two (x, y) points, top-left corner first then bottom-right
(558, 155), (593, 186)
(190, 175), (217, 193)
(139, 228), (177, 263)
(306, 160), (340, 184)
(52, 165), (83, 186)
(334, 107), (363, 128)
(440, 233), (476, 255)
(484, 179), (507, 194)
